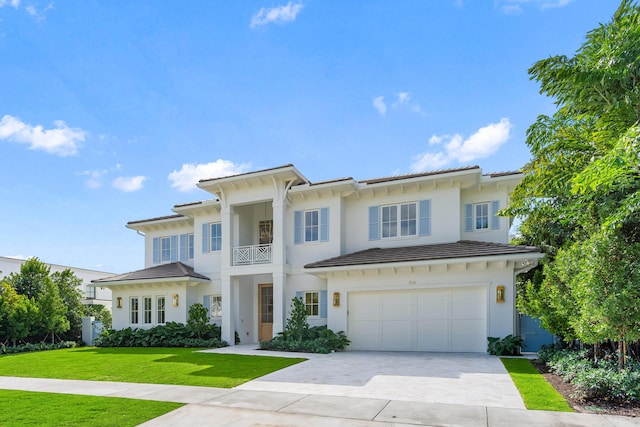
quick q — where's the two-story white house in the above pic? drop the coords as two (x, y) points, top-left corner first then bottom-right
(93, 164), (542, 352)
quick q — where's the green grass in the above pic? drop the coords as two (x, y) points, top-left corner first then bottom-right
(501, 358), (574, 412)
(0, 347), (305, 388)
(0, 389), (182, 426)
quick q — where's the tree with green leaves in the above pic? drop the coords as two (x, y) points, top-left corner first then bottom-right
(0, 282), (38, 346)
(6, 258), (51, 299)
(38, 278), (69, 343)
(507, 0), (640, 368)
(51, 269), (84, 341)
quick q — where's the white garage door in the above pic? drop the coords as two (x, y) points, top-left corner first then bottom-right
(348, 287), (487, 352)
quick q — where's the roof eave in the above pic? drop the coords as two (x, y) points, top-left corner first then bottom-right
(90, 276), (210, 287)
(304, 251), (544, 275)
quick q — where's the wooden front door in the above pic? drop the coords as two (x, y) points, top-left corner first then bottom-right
(258, 284), (273, 342)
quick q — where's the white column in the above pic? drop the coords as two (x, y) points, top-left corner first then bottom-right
(221, 205), (233, 268)
(271, 199), (285, 266)
(272, 271), (285, 336)
(221, 274), (235, 345)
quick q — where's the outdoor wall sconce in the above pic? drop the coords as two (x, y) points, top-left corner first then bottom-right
(333, 292), (340, 307)
(172, 293), (179, 307)
(496, 286), (505, 304)
(116, 297), (122, 309)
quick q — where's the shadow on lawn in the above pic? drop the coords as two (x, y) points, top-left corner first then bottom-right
(74, 347), (306, 380)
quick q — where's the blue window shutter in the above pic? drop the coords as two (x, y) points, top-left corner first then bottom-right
(320, 290), (327, 318)
(464, 204), (473, 232)
(320, 207), (329, 242)
(295, 291), (303, 301)
(491, 200), (500, 230)
(170, 235), (178, 262)
(179, 234), (187, 261)
(203, 295), (211, 317)
(368, 206), (380, 240)
(152, 237), (160, 264)
(419, 199), (431, 236)
(294, 211), (303, 244)
(202, 223), (210, 253)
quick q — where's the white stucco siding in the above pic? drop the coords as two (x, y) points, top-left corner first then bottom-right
(286, 196), (344, 267)
(111, 286), (188, 330)
(343, 186), (462, 255)
(324, 263), (516, 352)
(460, 188), (511, 244)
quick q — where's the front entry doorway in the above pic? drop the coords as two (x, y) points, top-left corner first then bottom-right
(258, 284), (273, 342)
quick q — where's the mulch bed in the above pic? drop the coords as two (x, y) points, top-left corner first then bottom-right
(531, 360), (640, 417)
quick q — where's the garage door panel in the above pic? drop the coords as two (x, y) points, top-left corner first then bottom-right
(451, 288), (485, 319)
(383, 291), (415, 320)
(451, 319), (486, 352)
(348, 287), (487, 352)
(417, 291), (449, 318)
(382, 320), (415, 350)
(417, 320), (449, 351)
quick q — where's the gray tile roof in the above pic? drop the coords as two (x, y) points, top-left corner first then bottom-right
(304, 240), (542, 269)
(358, 166), (480, 185)
(92, 262), (209, 283)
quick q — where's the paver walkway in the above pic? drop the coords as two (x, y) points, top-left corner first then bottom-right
(0, 375), (638, 426)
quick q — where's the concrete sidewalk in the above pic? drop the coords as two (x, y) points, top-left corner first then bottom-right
(1, 376), (638, 426)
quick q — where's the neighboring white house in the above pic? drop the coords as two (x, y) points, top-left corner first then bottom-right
(93, 164), (543, 352)
(0, 256), (113, 310)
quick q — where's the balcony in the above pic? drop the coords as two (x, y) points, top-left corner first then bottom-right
(233, 244), (272, 266)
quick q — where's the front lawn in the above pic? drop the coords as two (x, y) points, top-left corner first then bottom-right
(0, 389), (182, 426)
(0, 347), (305, 388)
(501, 358), (573, 412)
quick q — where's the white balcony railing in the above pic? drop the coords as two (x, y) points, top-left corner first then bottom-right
(233, 244), (272, 266)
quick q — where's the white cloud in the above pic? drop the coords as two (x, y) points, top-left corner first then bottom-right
(411, 118), (512, 172)
(25, 2), (53, 21)
(0, 114), (86, 156)
(372, 96), (387, 116)
(168, 159), (252, 192)
(374, 92), (424, 116)
(250, 2), (303, 28)
(81, 169), (107, 189)
(0, 0), (20, 8)
(113, 176), (147, 192)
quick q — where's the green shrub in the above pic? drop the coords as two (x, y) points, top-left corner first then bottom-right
(259, 297), (350, 354)
(0, 341), (76, 355)
(488, 335), (523, 356)
(539, 346), (640, 401)
(95, 322), (226, 348)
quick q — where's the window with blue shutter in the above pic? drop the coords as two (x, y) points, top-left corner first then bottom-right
(152, 237), (160, 264)
(179, 234), (187, 261)
(464, 204), (473, 232)
(170, 235), (178, 262)
(202, 223), (210, 253)
(491, 200), (500, 230)
(320, 207), (329, 242)
(320, 290), (327, 318)
(368, 205), (380, 240)
(419, 199), (431, 236)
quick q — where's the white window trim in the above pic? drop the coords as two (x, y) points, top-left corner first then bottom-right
(473, 202), (490, 231)
(130, 297), (139, 325)
(156, 296), (166, 325)
(304, 209), (320, 243)
(210, 223), (222, 252)
(210, 295), (222, 318)
(381, 202), (417, 239)
(142, 296), (153, 324)
(304, 291), (320, 317)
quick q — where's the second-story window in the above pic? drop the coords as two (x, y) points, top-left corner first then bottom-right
(305, 210), (319, 242)
(294, 208), (329, 244)
(202, 222), (222, 253)
(187, 233), (194, 259)
(475, 203), (489, 230)
(381, 203), (417, 238)
(161, 237), (172, 262)
(369, 200), (430, 241)
(464, 201), (500, 233)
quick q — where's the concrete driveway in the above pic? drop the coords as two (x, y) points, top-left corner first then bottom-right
(206, 345), (525, 409)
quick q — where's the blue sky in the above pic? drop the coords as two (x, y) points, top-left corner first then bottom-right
(0, 0), (618, 274)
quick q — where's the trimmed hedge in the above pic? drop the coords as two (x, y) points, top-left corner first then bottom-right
(260, 326), (350, 354)
(0, 341), (77, 355)
(95, 322), (227, 348)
